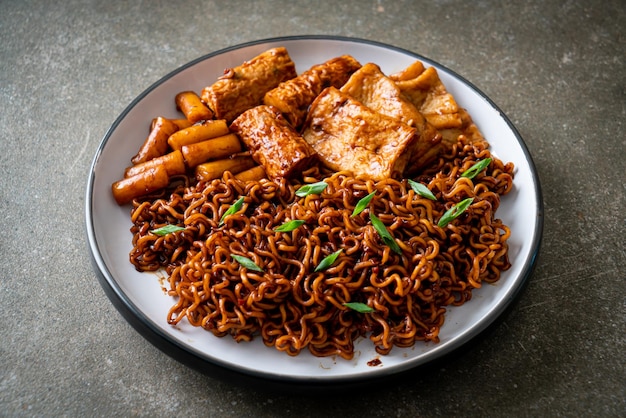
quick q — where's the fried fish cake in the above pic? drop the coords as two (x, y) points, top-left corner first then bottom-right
(263, 55), (361, 128)
(231, 105), (317, 179)
(201, 47), (297, 123)
(302, 87), (416, 180)
(340, 63), (442, 173)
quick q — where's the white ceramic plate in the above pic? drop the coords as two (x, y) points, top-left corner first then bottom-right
(86, 36), (543, 386)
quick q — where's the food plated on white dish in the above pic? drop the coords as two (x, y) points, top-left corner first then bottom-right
(86, 36), (543, 386)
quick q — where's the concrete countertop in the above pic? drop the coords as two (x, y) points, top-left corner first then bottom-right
(1, 0), (624, 416)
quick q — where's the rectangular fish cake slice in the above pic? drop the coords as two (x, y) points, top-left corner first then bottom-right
(201, 47), (297, 123)
(302, 87), (416, 180)
(263, 55), (361, 128)
(340, 63), (442, 173)
(230, 105), (317, 179)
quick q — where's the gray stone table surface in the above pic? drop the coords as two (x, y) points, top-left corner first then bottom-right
(1, 0), (624, 416)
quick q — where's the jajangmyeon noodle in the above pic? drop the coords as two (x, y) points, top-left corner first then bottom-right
(127, 135), (514, 359)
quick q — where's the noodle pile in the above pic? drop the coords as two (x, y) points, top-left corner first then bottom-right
(128, 136), (514, 359)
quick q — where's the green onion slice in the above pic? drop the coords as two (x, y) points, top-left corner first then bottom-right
(219, 196), (245, 226)
(231, 254), (264, 272)
(274, 219), (306, 232)
(408, 179), (437, 200)
(461, 158), (492, 179)
(351, 191), (376, 217)
(343, 302), (374, 313)
(295, 181), (328, 197)
(437, 197), (474, 228)
(369, 212), (403, 255)
(314, 249), (343, 272)
(150, 224), (185, 236)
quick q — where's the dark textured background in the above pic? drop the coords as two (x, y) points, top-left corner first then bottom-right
(1, 0), (624, 416)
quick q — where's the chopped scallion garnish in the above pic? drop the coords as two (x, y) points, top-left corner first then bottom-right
(314, 249), (343, 272)
(274, 219), (306, 232)
(408, 179), (437, 200)
(219, 196), (245, 226)
(295, 181), (328, 197)
(150, 225), (185, 236)
(231, 254), (264, 272)
(351, 191), (376, 217)
(369, 212), (403, 255)
(343, 302), (374, 313)
(437, 197), (474, 228)
(461, 158), (492, 179)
